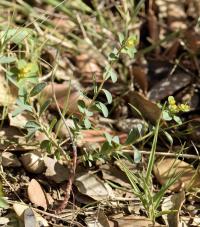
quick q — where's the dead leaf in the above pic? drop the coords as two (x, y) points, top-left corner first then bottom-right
(13, 203), (48, 226)
(75, 169), (113, 200)
(0, 217), (10, 225)
(8, 111), (32, 129)
(100, 164), (131, 189)
(0, 127), (37, 151)
(76, 54), (101, 78)
(20, 152), (45, 174)
(154, 158), (200, 192)
(108, 215), (165, 227)
(184, 29), (200, 54)
(162, 191), (185, 227)
(148, 72), (191, 101)
(2, 152), (21, 167)
(128, 91), (161, 124)
(85, 210), (110, 227)
(28, 179), (48, 210)
(132, 66), (148, 94)
(24, 208), (37, 227)
(167, 0), (187, 31)
(43, 157), (69, 183)
(41, 82), (91, 115)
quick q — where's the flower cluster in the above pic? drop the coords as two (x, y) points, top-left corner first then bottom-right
(124, 36), (138, 48)
(18, 64), (32, 79)
(168, 96), (190, 113)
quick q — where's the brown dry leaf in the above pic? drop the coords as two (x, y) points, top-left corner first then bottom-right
(85, 210), (110, 227)
(128, 91), (161, 124)
(167, 0), (187, 31)
(100, 164), (131, 189)
(41, 82), (91, 115)
(0, 217), (10, 225)
(108, 215), (165, 227)
(184, 29), (200, 54)
(13, 203), (48, 226)
(147, 3), (160, 55)
(163, 39), (180, 60)
(20, 152), (45, 174)
(162, 191), (185, 227)
(154, 158), (200, 192)
(148, 72), (191, 101)
(132, 66), (148, 94)
(28, 179), (48, 210)
(76, 54), (101, 80)
(0, 127), (37, 151)
(75, 169), (113, 201)
(43, 157), (69, 183)
(24, 208), (37, 227)
(2, 151), (21, 167)
(8, 111), (32, 129)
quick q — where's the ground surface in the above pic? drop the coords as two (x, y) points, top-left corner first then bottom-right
(0, 0), (200, 226)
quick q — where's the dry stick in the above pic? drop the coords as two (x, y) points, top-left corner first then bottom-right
(51, 68), (77, 212)
(122, 150), (200, 160)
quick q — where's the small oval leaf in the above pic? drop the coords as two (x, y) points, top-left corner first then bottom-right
(95, 102), (108, 117)
(30, 82), (47, 97)
(102, 89), (112, 104)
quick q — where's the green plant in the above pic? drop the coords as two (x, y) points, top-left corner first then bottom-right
(118, 113), (181, 223)
(162, 96), (190, 125)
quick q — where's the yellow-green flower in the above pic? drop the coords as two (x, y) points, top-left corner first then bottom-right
(178, 103), (190, 112)
(125, 36), (137, 48)
(18, 63), (32, 79)
(168, 96), (176, 105)
(169, 104), (179, 113)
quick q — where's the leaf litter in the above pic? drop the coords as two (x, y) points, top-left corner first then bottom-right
(0, 0), (200, 226)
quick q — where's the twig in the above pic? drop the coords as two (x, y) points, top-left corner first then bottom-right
(51, 62), (77, 212)
(122, 149), (200, 160)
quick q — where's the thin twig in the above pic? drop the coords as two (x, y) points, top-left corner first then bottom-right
(122, 149), (200, 160)
(51, 62), (77, 212)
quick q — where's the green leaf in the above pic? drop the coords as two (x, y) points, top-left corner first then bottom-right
(77, 100), (86, 113)
(108, 52), (118, 61)
(12, 98), (33, 117)
(163, 131), (173, 145)
(39, 99), (52, 116)
(30, 82), (46, 97)
(173, 115), (182, 125)
(0, 197), (9, 209)
(40, 140), (52, 154)
(104, 132), (113, 146)
(118, 32), (125, 45)
(121, 47), (137, 58)
(11, 107), (24, 117)
(104, 66), (117, 83)
(85, 109), (93, 117)
(101, 141), (112, 153)
(49, 117), (57, 133)
(102, 89), (112, 104)
(125, 128), (140, 145)
(162, 110), (172, 121)
(55, 149), (61, 160)
(25, 121), (40, 130)
(1, 28), (33, 44)
(133, 148), (141, 163)
(84, 117), (91, 129)
(25, 121), (41, 140)
(0, 55), (16, 64)
(112, 136), (120, 145)
(95, 101), (108, 117)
